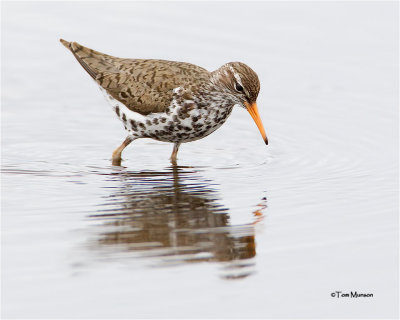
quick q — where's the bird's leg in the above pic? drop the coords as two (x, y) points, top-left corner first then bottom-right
(112, 136), (133, 166)
(170, 142), (181, 165)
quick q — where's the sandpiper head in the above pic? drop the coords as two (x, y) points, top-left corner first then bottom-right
(212, 62), (268, 145)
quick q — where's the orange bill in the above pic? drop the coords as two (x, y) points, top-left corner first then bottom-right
(245, 102), (268, 145)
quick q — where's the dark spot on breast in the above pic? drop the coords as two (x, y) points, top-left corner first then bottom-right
(120, 92), (128, 99)
(153, 118), (159, 125)
(192, 116), (198, 122)
(178, 109), (190, 120)
(122, 113), (127, 122)
(130, 120), (137, 130)
(139, 123), (145, 129)
(115, 106), (120, 117)
(146, 120), (152, 126)
(160, 118), (167, 123)
(184, 126), (191, 131)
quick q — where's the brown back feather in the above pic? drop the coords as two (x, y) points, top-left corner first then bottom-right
(60, 39), (210, 115)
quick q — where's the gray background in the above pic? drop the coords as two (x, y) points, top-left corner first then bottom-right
(2, 1), (398, 318)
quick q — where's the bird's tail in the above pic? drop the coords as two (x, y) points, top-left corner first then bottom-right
(59, 38), (119, 80)
(59, 38), (71, 49)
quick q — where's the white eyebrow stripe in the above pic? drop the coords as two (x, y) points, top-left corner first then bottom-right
(229, 65), (243, 87)
(229, 65), (250, 96)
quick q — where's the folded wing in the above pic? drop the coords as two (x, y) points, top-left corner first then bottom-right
(60, 39), (209, 115)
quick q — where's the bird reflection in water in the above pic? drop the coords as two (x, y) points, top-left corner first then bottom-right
(89, 166), (267, 279)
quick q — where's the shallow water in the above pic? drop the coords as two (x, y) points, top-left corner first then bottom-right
(1, 1), (398, 318)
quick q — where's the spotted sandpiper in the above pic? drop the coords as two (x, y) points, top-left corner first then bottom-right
(60, 39), (268, 165)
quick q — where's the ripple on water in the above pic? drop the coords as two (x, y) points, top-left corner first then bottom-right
(81, 166), (264, 279)
(2, 158), (266, 280)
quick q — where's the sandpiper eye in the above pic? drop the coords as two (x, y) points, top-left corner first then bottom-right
(235, 83), (243, 92)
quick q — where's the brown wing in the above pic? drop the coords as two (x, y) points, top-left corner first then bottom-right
(60, 39), (210, 115)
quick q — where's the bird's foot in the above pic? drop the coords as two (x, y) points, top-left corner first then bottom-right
(112, 155), (122, 166)
(170, 157), (178, 166)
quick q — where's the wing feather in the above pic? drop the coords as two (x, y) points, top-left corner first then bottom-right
(61, 39), (210, 115)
